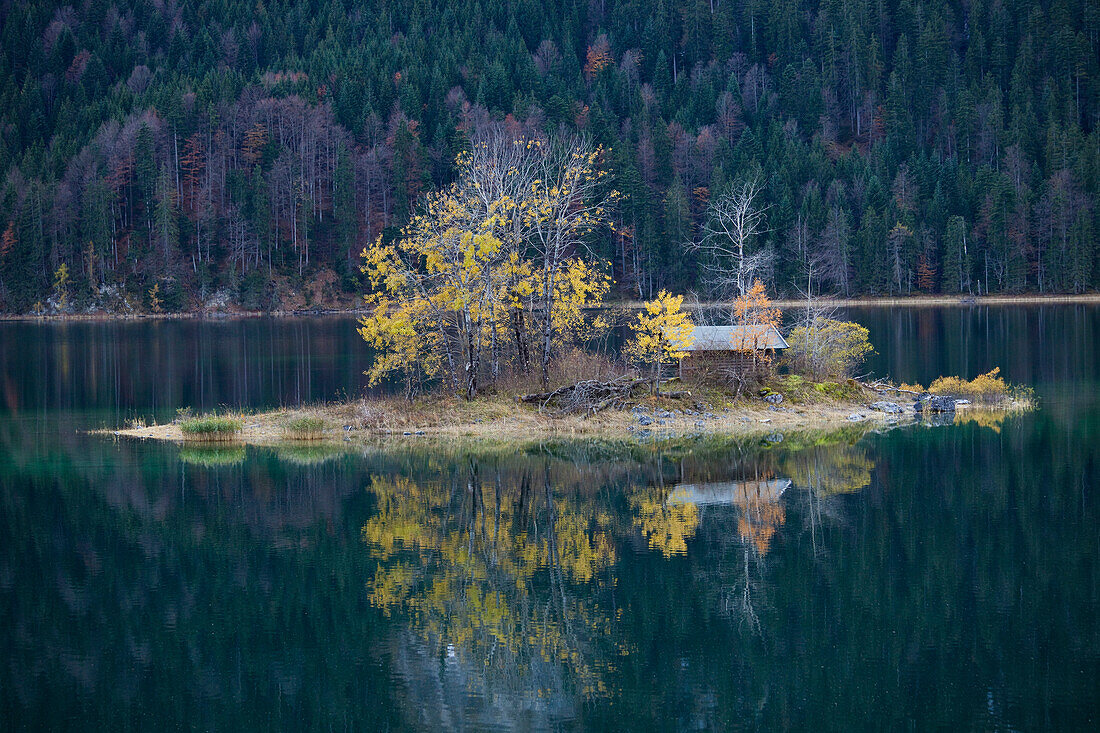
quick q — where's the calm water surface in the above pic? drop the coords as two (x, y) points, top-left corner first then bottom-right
(1, 307), (1097, 730)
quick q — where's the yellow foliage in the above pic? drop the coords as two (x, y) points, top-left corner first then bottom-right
(929, 368), (1008, 403)
(147, 282), (162, 314)
(630, 489), (700, 557)
(625, 290), (694, 387)
(361, 473), (619, 699)
(53, 263), (70, 310)
(549, 258), (612, 342)
(359, 140), (618, 396)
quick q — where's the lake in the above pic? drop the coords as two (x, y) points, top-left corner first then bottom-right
(1, 305), (1097, 730)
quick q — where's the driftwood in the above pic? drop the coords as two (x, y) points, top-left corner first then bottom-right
(520, 376), (655, 415)
(859, 378), (923, 396)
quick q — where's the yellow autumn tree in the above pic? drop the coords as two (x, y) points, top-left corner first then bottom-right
(625, 290), (694, 394)
(360, 136), (616, 397)
(359, 188), (505, 399)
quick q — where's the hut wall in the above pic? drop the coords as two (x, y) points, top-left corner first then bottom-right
(680, 350), (775, 383)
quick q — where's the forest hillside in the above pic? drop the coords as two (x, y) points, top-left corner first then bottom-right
(1, 0), (1098, 313)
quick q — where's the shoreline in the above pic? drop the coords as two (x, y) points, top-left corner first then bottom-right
(102, 391), (1032, 450)
(7, 293), (1100, 322)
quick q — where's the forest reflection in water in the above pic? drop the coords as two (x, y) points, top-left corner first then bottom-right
(3, 298), (1100, 730)
(2, 402), (1097, 729)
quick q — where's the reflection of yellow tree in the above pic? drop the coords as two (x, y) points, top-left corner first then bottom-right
(362, 471), (620, 699)
(630, 489), (700, 557)
(953, 409), (1008, 433)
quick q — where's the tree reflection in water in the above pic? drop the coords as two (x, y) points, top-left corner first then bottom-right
(362, 433), (878, 710)
(362, 459), (622, 709)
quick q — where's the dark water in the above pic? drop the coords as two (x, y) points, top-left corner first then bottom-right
(1, 307), (1097, 730)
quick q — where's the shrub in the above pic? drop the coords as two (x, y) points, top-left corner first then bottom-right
(282, 415), (325, 440)
(787, 319), (874, 379)
(179, 415), (243, 442)
(929, 368), (1009, 403)
(813, 379), (863, 400)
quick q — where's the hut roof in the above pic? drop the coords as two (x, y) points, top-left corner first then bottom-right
(668, 479), (793, 506)
(683, 325), (789, 351)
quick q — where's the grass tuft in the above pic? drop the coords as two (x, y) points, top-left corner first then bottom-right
(179, 414), (243, 442)
(282, 415), (325, 440)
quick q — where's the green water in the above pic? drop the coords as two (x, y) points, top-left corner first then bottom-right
(1, 307), (1098, 730)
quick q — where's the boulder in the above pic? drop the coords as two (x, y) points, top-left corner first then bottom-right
(636, 415), (653, 426)
(924, 394), (959, 411)
(764, 393), (783, 404)
(869, 401), (903, 414)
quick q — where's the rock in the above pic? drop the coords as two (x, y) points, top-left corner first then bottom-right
(654, 409), (675, 418)
(765, 432), (784, 443)
(955, 399), (971, 406)
(847, 413), (865, 421)
(922, 395), (957, 413)
(695, 420), (707, 428)
(636, 415), (653, 426)
(765, 393), (783, 404)
(403, 431), (412, 435)
(768, 405), (779, 411)
(704, 412), (717, 420)
(760, 418), (771, 423)
(870, 401), (903, 414)
(415, 430), (426, 435)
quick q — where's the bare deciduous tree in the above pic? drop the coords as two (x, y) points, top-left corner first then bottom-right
(692, 178), (772, 300)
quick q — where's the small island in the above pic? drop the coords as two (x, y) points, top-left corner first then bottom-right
(113, 357), (1030, 449)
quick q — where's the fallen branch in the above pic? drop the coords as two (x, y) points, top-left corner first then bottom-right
(520, 376), (655, 415)
(859, 378), (922, 396)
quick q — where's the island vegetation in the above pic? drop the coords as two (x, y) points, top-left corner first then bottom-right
(113, 131), (1032, 447)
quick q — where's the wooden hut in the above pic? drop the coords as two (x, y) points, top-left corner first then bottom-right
(678, 324), (789, 382)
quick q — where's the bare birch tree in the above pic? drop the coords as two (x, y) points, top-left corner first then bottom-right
(693, 178), (772, 300)
(527, 137), (616, 386)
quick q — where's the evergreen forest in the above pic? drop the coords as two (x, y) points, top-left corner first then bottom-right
(1, 0), (1098, 313)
